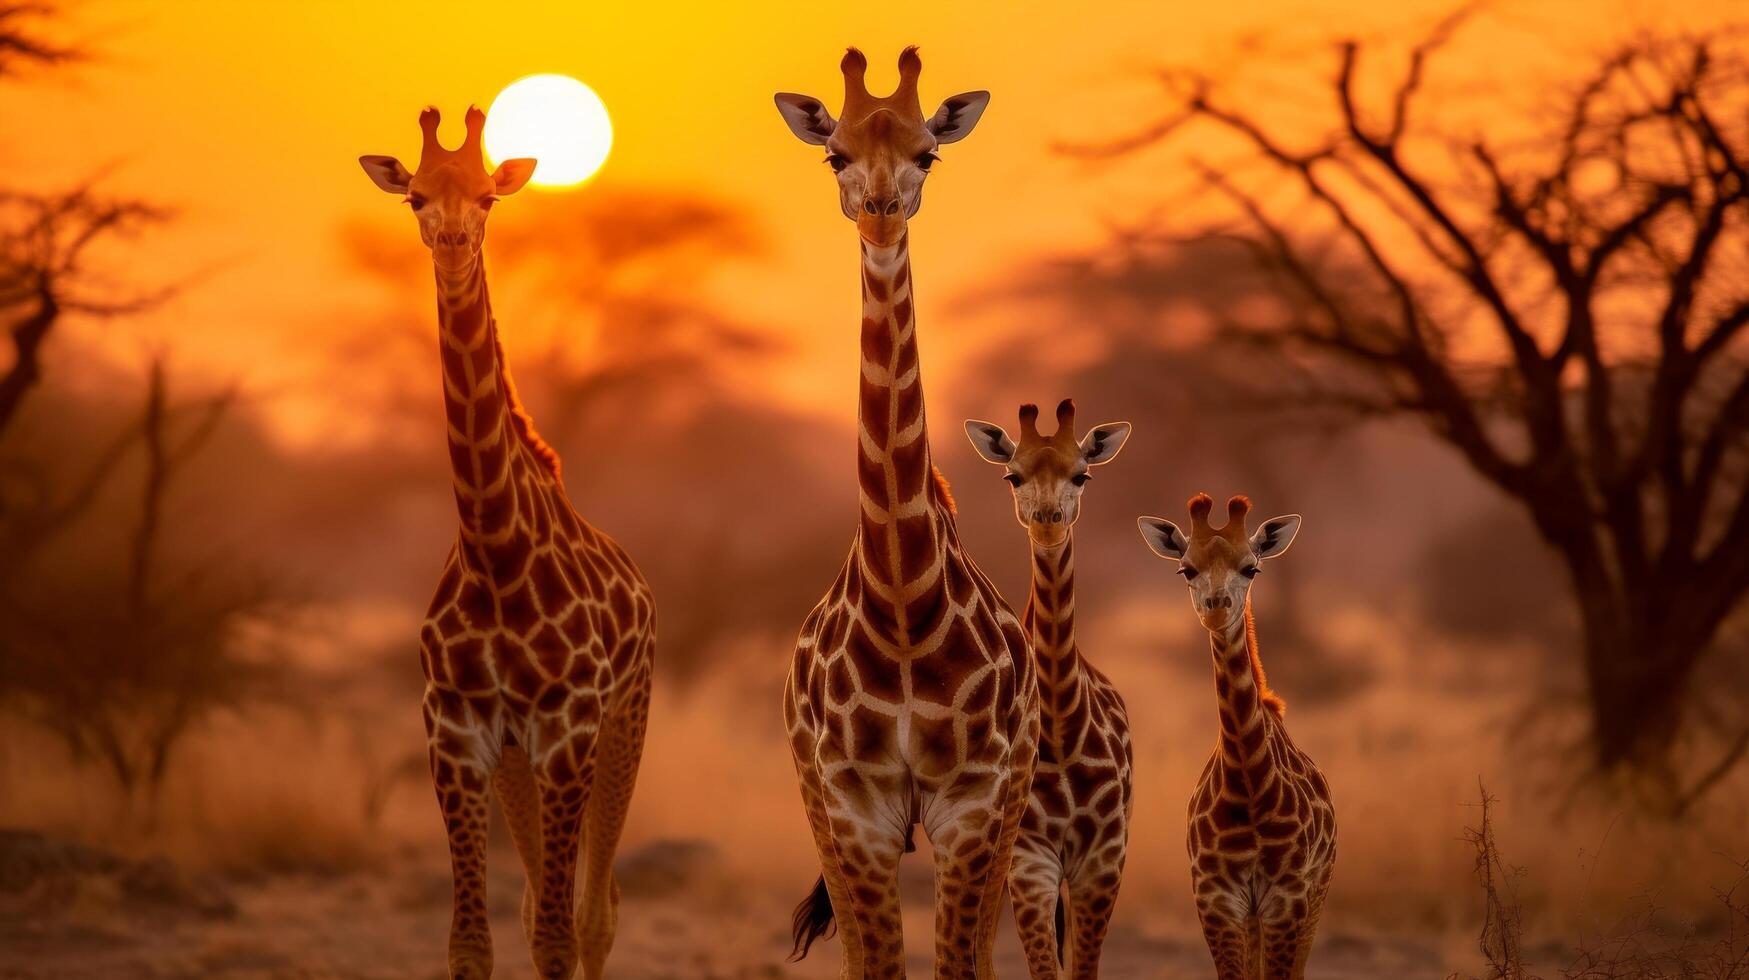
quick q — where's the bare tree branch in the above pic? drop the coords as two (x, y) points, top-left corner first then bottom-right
(1077, 12), (1749, 790)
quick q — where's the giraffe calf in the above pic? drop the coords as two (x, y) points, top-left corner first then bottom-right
(1139, 494), (1337, 980)
(965, 399), (1134, 980)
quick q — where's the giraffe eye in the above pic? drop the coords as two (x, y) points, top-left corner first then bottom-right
(1178, 566), (1199, 581)
(1241, 566), (1260, 579)
(826, 154), (849, 173)
(407, 195), (427, 211)
(479, 196), (498, 211)
(916, 152), (938, 171)
(1070, 473), (1091, 487)
(1003, 473), (1023, 487)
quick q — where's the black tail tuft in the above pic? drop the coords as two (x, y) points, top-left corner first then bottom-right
(1054, 891), (1066, 967)
(788, 875), (836, 962)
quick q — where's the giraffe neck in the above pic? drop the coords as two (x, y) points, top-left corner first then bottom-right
(1209, 599), (1276, 798)
(1026, 537), (1085, 735)
(433, 257), (530, 554)
(853, 234), (949, 601)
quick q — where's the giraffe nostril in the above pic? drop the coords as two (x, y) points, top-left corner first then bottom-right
(863, 198), (879, 215)
(1051, 511), (1063, 523)
(885, 199), (900, 215)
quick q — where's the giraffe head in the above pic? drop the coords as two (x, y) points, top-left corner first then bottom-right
(1138, 494), (1301, 632)
(964, 399), (1130, 549)
(774, 47), (989, 247)
(358, 106), (536, 274)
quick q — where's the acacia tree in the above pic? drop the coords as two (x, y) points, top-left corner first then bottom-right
(0, 361), (287, 813)
(1086, 15), (1749, 797)
(0, 185), (169, 436)
(1, 2), (167, 438)
(0, 2), (288, 816)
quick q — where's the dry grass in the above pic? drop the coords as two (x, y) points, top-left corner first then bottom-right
(1452, 783), (1749, 980)
(1, 611), (1746, 975)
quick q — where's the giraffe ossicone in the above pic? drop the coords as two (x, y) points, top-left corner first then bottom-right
(1138, 494), (1336, 980)
(358, 106), (655, 980)
(965, 398), (1135, 979)
(774, 47), (1039, 980)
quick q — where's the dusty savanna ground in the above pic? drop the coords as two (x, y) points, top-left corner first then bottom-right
(0, 829), (1450, 980)
(3, 638), (1745, 980)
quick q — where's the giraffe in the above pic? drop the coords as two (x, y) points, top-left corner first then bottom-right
(963, 399), (1134, 980)
(772, 47), (1039, 980)
(358, 107), (655, 980)
(1137, 494), (1336, 980)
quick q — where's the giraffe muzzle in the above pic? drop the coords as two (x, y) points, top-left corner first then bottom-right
(862, 194), (902, 216)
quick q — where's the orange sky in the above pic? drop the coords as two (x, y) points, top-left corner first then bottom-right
(0, 0), (1729, 446)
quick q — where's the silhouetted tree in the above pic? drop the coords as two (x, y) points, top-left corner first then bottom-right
(0, 185), (170, 436)
(1, 3), (169, 438)
(0, 3), (290, 815)
(0, 360), (290, 813)
(1076, 13), (1749, 796)
(0, 2), (75, 79)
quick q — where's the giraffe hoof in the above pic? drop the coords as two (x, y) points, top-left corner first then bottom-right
(446, 962), (490, 980)
(533, 945), (577, 979)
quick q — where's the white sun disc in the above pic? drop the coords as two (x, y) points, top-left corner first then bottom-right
(483, 74), (613, 188)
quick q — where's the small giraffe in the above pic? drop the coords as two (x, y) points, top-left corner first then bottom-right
(1138, 495), (1336, 980)
(359, 108), (655, 980)
(964, 399), (1135, 980)
(773, 48), (1039, 980)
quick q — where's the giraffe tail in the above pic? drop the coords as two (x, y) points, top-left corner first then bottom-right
(787, 875), (835, 962)
(788, 827), (913, 961)
(1055, 890), (1066, 967)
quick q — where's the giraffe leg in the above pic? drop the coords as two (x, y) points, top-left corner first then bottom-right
(528, 727), (598, 980)
(1263, 871), (1330, 980)
(1064, 865), (1122, 980)
(493, 744), (542, 946)
(973, 731), (1036, 980)
(576, 664), (650, 980)
(791, 752), (866, 976)
(925, 772), (1015, 980)
(1193, 884), (1259, 980)
(1258, 887), (1310, 980)
(424, 696), (494, 980)
(820, 771), (909, 980)
(1006, 839), (1064, 980)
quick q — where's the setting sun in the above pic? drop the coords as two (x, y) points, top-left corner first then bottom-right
(483, 73), (612, 188)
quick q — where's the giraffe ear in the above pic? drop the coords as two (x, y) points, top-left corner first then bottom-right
(963, 420), (1016, 464)
(492, 159), (537, 195)
(1250, 514), (1301, 560)
(359, 155), (412, 194)
(1079, 422), (1131, 466)
(774, 93), (836, 145)
(1138, 517), (1188, 560)
(927, 91), (990, 144)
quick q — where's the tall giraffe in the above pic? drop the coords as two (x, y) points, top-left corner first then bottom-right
(964, 399), (1134, 980)
(1138, 494), (1336, 980)
(773, 48), (1039, 980)
(358, 107), (655, 980)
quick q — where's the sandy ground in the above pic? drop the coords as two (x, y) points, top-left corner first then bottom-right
(0, 831), (1446, 979)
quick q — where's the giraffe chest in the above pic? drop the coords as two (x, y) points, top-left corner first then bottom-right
(1023, 670), (1133, 865)
(419, 534), (654, 720)
(1187, 740), (1336, 888)
(788, 550), (1036, 780)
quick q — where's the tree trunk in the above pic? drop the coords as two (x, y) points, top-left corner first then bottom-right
(1579, 611), (1693, 774)
(0, 293), (58, 439)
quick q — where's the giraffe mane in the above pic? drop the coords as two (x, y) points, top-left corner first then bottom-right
(1243, 598), (1287, 718)
(492, 331), (562, 480)
(932, 465), (957, 517)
